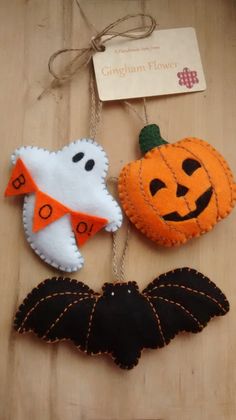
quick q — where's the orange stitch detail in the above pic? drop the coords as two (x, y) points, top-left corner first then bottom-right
(18, 291), (90, 332)
(156, 296), (203, 329)
(144, 295), (166, 345)
(150, 284), (227, 313)
(85, 297), (99, 352)
(42, 296), (91, 339)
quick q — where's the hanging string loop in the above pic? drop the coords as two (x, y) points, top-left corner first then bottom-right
(38, 11), (156, 99)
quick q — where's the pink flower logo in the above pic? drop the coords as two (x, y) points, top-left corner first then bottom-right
(177, 67), (199, 89)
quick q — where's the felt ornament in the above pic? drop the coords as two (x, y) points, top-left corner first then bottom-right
(5, 140), (122, 272)
(118, 124), (236, 247)
(14, 267), (229, 370)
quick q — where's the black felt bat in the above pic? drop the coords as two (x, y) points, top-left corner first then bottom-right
(14, 268), (229, 370)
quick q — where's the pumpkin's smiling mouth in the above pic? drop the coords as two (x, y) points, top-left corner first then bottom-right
(163, 187), (213, 222)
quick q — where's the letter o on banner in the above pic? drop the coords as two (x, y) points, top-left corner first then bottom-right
(39, 204), (53, 220)
(76, 221), (88, 234)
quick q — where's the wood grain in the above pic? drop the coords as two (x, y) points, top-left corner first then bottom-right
(0, 0), (236, 419)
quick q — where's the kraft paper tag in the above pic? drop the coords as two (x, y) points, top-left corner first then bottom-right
(93, 27), (206, 101)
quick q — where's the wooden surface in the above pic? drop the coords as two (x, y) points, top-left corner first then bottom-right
(1, 1), (236, 419)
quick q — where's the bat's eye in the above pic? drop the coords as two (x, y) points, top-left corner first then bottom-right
(85, 159), (95, 171)
(72, 152), (84, 163)
(127, 289), (131, 294)
(111, 291), (115, 296)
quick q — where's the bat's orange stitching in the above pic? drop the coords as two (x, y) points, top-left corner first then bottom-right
(146, 268), (229, 303)
(155, 296), (203, 329)
(85, 296), (99, 353)
(149, 283), (227, 313)
(157, 146), (203, 232)
(18, 291), (90, 332)
(144, 295), (166, 346)
(42, 296), (91, 340)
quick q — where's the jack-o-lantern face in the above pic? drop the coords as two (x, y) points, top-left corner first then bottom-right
(118, 125), (236, 247)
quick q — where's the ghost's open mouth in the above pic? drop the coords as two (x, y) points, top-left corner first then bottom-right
(163, 187), (213, 222)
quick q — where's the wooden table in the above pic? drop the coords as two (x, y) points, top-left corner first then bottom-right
(1, 1), (236, 419)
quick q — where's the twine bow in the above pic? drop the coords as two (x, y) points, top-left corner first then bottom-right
(38, 13), (156, 100)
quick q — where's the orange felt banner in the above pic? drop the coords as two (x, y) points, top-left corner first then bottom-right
(5, 158), (38, 196)
(5, 159), (108, 246)
(33, 191), (70, 233)
(71, 212), (108, 246)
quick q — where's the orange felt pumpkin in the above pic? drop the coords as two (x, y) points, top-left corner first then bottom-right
(118, 125), (236, 247)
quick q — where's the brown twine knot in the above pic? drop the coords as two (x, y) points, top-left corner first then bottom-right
(38, 13), (156, 100)
(90, 36), (106, 53)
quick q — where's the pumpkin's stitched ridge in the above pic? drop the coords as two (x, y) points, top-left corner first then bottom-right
(119, 166), (214, 245)
(184, 138), (235, 207)
(156, 145), (203, 233)
(174, 143), (220, 221)
(186, 139), (236, 216)
(119, 164), (194, 246)
(119, 163), (179, 246)
(177, 140), (227, 220)
(119, 164), (169, 244)
(119, 149), (204, 245)
(119, 137), (235, 246)
(138, 159), (188, 238)
(130, 162), (181, 245)
(147, 141), (219, 226)
(146, 138), (235, 209)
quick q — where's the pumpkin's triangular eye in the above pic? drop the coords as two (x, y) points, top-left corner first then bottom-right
(150, 179), (166, 196)
(182, 158), (201, 175)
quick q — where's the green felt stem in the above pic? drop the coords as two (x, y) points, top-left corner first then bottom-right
(139, 124), (168, 154)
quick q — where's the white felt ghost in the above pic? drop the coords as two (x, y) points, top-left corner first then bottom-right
(10, 139), (122, 272)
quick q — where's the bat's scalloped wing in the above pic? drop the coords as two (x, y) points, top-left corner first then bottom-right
(14, 277), (96, 348)
(142, 267), (229, 345)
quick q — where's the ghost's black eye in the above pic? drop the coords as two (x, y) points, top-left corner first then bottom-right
(85, 159), (95, 171)
(182, 158), (201, 175)
(150, 179), (166, 196)
(72, 152), (84, 163)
